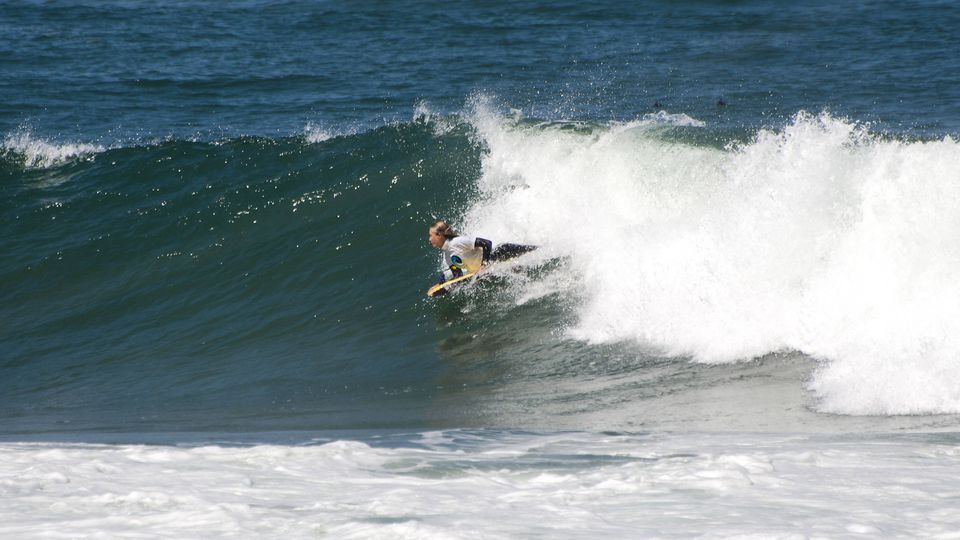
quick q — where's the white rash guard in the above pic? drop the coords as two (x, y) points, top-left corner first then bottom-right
(438, 236), (491, 281)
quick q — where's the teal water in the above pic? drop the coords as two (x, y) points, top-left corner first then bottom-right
(3, 0), (960, 439)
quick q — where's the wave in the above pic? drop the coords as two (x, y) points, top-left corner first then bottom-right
(3, 104), (960, 431)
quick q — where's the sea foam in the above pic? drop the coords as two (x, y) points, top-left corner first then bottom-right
(463, 106), (960, 416)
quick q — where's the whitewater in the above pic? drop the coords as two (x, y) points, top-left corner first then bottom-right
(463, 106), (960, 417)
(3, 431), (960, 539)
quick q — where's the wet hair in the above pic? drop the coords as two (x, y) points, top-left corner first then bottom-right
(430, 219), (459, 240)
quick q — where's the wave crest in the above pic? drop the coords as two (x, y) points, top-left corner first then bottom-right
(2, 131), (105, 169)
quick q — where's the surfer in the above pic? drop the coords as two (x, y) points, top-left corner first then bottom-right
(428, 220), (536, 283)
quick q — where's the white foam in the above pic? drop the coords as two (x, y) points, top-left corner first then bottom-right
(2, 130), (104, 169)
(462, 105), (960, 416)
(1, 432), (958, 538)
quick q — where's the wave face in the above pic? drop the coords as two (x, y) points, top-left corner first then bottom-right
(1, 121), (485, 434)
(3, 107), (960, 436)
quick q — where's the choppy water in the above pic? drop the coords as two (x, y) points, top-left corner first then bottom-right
(3, 0), (960, 537)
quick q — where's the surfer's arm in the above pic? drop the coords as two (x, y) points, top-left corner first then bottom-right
(474, 237), (492, 264)
(439, 264), (465, 283)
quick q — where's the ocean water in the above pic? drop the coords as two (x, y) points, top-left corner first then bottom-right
(3, 0), (960, 537)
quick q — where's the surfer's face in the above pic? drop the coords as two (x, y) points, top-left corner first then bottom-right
(428, 226), (445, 248)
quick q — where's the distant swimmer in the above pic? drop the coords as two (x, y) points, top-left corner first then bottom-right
(428, 220), (536, 283)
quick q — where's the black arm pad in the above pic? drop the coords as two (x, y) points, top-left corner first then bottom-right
(474, 237), (492, 263)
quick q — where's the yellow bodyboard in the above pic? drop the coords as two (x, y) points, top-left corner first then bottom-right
(426, 272), (477, 297)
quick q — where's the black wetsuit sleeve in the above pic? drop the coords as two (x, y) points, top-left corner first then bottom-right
(474, 237), (492, 264)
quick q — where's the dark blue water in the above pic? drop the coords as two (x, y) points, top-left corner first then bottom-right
(3, 0), (960, 439)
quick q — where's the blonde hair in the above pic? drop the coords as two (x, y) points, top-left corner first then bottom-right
(430, 220), (459, 240)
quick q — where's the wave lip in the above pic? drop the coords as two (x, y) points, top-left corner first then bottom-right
(2, 131), (105, 169)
